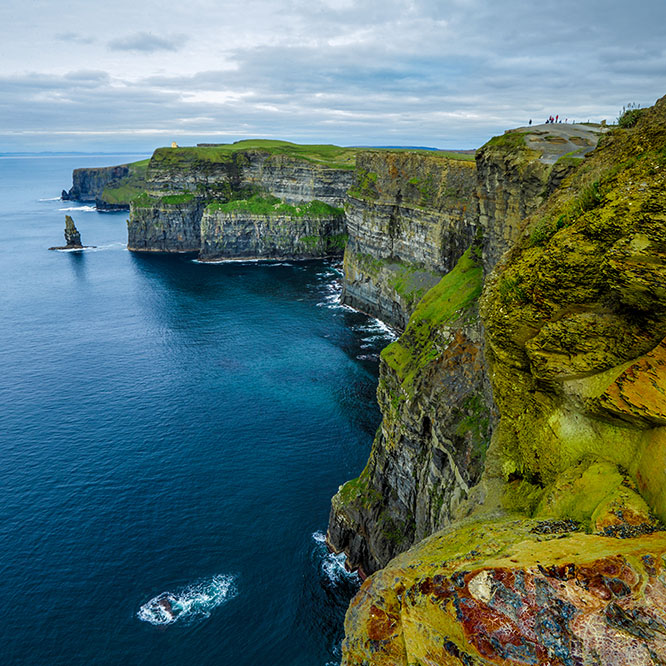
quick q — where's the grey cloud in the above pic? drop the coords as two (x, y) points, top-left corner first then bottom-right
(107, 32), (187, 53)
(55, 32), (96, 44)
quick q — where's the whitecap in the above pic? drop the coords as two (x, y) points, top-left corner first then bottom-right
(58, 205), (96, 212)
(137, 574), (237, 626)
(39, 196), (62, 201)
(312, 531), (359, 585)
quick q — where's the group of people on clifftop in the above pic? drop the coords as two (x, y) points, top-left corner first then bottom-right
(528, 115), (571, 125)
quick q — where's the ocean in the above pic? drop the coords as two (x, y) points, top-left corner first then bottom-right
(0, 155), (393, 665)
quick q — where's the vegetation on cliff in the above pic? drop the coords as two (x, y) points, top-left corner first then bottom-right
(149, 140), (360, 170)
(338, 96), (666, 665)
(99, 158), (150, 206)
(205, 194), (343, 218)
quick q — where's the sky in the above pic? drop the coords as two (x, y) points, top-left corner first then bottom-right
(1, 0), (665, 153)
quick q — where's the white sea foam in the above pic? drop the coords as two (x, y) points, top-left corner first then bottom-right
(137, 574), (237, 626)
(312, 531), (359, 585)
(39, 196), (62, 201)
(58, 205), (96, 212)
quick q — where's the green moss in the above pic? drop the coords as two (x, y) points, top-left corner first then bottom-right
(130, 191), (195, 207)
(381, 248), (483, 398)
(338, 465), (382, 509)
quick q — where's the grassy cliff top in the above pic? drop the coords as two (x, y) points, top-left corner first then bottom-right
(205, 194), (343, 218)
(149, 140), (475, 170)
(150, 140), (359, 169)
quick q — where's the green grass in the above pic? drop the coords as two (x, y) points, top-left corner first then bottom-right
(206, 194), (344, 218)
(364, 148), (476, 162)
(100, 158), (150, 205)
(149, 140), (476, 173)
(150, 140), (359, 170)
(485, 131), (529, 150)
(381, 248), (483, 398)
(130, 191), (195, 207)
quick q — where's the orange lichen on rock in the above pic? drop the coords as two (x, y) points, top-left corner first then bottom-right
(600, 338), (666, 426)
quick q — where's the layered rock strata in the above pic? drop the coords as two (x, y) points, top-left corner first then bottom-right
(477, 123), (604, 273)
(328, 248), (495, 576)
(127, 145), (355, 257)
(127, 195), (204, 252)
(199, 203), (346, 261)
(343, 151), (478, 328)
(339, 97), (666, 665)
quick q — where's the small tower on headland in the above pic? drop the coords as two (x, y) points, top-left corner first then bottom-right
(171, 141), (178, 148)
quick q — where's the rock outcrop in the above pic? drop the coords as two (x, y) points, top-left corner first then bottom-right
(63, 160), (149, 211)
(342, 519), (666, 665)
(49, 215), (88, 250)
(338, 97), (666, 665)
(343, 151), (478, 329)
(199, 198), (346, 261)
(476, 123), (604, 273)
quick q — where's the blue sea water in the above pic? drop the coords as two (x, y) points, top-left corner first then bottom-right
(0, 156), (393, 665)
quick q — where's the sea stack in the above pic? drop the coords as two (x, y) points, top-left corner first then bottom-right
(49, 215), (86, 250)
(64, 215), (82, 247)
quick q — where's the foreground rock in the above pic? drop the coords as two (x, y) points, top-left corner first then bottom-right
(342, 519), (666, 665)
(49, 215), (93, 250)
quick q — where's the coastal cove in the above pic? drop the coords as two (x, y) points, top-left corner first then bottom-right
(0, 155), (396, 665)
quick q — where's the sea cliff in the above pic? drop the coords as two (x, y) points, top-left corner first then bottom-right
(63, 159), (149, 210)
(126, 141), (355, 258)
(342, 151), (477, 329)
(336, 97), (666, 665)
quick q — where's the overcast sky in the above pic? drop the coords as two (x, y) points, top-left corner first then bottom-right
(2, 0), (665, 152)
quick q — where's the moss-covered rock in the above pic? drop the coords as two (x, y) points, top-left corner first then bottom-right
(328, 247), (494, 576)
(342, 518), (666, 665)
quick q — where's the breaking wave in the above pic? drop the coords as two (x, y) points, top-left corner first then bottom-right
(312, 531), (359, 586)
(58, 205), (96, 212)
(137, 574), (237, 626)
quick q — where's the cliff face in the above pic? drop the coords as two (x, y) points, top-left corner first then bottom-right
(199, 201), (346, 261)
(329, 249), (494, 576)
(63, 160), (149, 211)
(144, 147), (354, 205)
(339, 98), (666, 665)
(65, 165), (129, 202)
(127, 195), (204, 252)
(343, 151), (478, 328)
(477, 124), (603, 273)
(127, 144), (355, 257)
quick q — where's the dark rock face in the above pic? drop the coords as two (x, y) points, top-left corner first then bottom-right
(49, 215), (86, 250)
(342, 151), (478, 329)
(199, 209), (346, 261)
(128, 149), (354, 255)
(65, 165), (130, 203)
(127, 199), (205, 252)
(328, 249), (495, 576)
(64, 215), (82, 247)
(145, 149), (354, 206)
